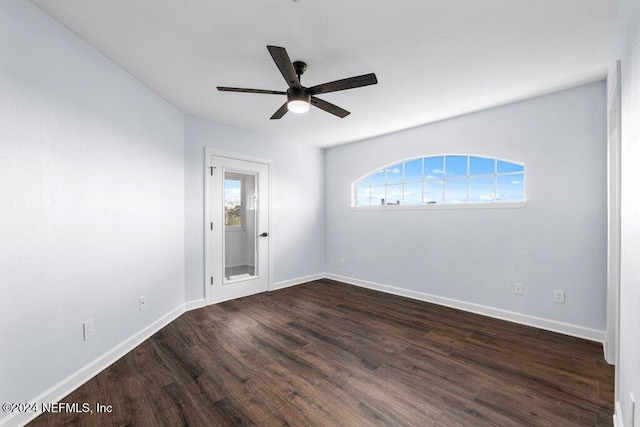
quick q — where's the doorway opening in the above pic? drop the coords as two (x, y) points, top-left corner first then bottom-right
(204, 150), (272, 304)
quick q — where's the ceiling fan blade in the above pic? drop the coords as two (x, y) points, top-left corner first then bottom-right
(270, 102), (289, 120)
(217, 87), (286, 95)
(311, 96), (350, 118)
(267, 45), (301, 89)
(308, 73), (378, 96)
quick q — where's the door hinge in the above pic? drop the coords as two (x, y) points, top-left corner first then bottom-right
(210, 222), (213, 230)
(210, 167), (214, 176)
(210, 276), (213, 285)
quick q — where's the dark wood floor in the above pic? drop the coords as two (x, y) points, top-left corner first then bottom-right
(29, 280), (614, 426)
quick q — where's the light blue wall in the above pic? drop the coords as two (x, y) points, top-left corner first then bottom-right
(0, 1), (185, 422)
(184, 116), (325, 302)
(325, 81), (607, 334)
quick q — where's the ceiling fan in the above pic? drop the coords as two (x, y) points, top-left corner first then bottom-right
(217, 45), (378, 119)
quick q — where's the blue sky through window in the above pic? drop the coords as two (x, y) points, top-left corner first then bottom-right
(498, 160), (524, 174)
(424, 157), (443, 180)
(470, 157), (495, 175)
(445, 156), (466, 177)
(497, 173), (524, 201)
(424, 180), (443, 204)
(405, 159), (422, 183)
(469, 176), (496, 202)
(403, 182), (423, 205)
(445, 178), (467, 203)
(386, 164), (403, 185)
(371, 170), (385, 186)
(224, 179), (241, 206)
(354, 155), (524, 207)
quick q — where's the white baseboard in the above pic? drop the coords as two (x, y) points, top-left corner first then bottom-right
(272, 273), (325, 291)
(3, 273), (606, 427)
(184, 298), (206, 311)
(1, 304), (185, 427)
(325, 273), (606, 343)
(604, 341), (617, 365)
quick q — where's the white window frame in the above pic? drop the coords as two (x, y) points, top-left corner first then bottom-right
(351, 154), (526, 210)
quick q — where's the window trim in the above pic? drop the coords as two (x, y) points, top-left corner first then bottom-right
(350, 201), (527, 211)
(351, 154), (526, 208)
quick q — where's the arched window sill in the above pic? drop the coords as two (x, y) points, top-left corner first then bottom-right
(351, 201), (527, 211)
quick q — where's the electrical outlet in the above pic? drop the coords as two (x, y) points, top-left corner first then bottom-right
(139, 296), (146, 311)
(340, 257), (345, 267)
(514, 283), (523, 295)
(553, 289), (565, 304)
(83, 319), (95, 341)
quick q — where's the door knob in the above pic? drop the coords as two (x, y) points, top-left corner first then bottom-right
(260, 232), (268, 237)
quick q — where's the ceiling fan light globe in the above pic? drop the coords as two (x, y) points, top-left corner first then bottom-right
(287, 99), (310, 114)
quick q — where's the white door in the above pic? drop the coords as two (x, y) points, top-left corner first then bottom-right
(207, 155), (270, 303)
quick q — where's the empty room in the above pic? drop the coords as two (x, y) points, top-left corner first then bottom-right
(2, 0), (639, 426)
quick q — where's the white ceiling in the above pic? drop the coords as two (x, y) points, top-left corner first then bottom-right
(30, 0), (618, 148)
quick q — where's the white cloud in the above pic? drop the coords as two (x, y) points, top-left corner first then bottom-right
(225, 187), (241, 204)
(511, 180), (522, 185)
(357, 186), (373, 196)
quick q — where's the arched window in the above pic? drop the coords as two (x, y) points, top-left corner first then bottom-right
(353, 155), (525, 207)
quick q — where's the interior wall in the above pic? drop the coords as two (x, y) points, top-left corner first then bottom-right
(0, 1), (185, 422)
(184, 116), (325, 302)
(325, 81), (607, 336)
(609, 0), (640, 422)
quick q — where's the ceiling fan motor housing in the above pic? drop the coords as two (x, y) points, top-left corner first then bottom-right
(286, 88), (311, 113)
(287, 88), (310, 103)
(292, 61), (307, 78)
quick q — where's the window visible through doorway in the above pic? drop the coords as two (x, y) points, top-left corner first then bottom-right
(224, 177), (244, 229)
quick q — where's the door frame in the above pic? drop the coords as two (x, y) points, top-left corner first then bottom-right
(204, 148), (273, 305)
(605, 60), (621, 373)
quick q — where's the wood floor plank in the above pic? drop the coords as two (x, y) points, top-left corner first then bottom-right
(474, 382), (597, 426)
(324, 369), (442, 426)
(28, 280), (614, 426)
(449, 344), (612, 412)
